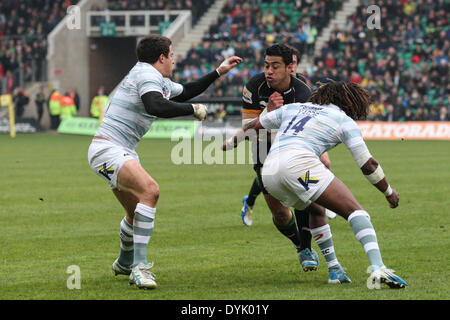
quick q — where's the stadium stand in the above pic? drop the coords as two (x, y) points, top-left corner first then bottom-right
(1, 0), (448, 124)
(0, 0), (212, 96)
(173, 0), (448, 121)
(173, 0), (344, 116)
(305, 0), (449, 121)
(101, 0), (213, 25)
(0, 0), (80, 95)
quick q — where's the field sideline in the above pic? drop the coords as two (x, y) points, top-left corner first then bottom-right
(0, 133), (449, 300)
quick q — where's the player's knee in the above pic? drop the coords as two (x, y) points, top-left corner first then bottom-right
(272, 208), (291, 225)
(148, 183), (160, 202)
(341, 203), (365, 220)
(309, 204), (324, 216)
(141, 180), (160, 204)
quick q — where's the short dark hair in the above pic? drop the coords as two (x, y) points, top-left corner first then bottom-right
(287, 45), (301, 65)
(308, 80), (372, 120)
(265, 44), (293, 66)
(136, 35), (172, 64)
(287, 45), (307, 81)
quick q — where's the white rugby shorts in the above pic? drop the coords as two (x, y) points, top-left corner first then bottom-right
(87, 138), (140, 189)
(261, 148), (334, 210)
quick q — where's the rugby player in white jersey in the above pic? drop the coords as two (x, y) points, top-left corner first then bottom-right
(289, 47), (335, 220)
(224, 81), (408, 288)
(88, 35), (242, 289)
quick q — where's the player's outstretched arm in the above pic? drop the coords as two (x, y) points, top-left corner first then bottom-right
(343, 121), (398, 208)
(216, 56), (243, 76)
(360, 157), (399, 208)
(142, 91), (207, 120)
(222, 118), (264, 150)
(171, 56), (242, 102)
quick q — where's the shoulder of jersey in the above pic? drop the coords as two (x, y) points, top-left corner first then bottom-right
(291, 75), (311, 90)
(135, 62), (159, 75)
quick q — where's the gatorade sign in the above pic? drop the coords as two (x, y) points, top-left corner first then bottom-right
(357, 122), (450, 140)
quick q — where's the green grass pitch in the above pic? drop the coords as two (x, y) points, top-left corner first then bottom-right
(0, 133), (449, 300)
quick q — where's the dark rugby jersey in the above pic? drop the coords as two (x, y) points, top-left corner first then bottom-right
(242, 72), (311, 165)
(242, 73), (311, 115)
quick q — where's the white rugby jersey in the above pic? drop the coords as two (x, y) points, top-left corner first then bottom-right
(96, 62), (183, 150)
(259, 102), (370, 162)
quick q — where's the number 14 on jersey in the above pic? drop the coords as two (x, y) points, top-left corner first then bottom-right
(283, 115), (311, 135)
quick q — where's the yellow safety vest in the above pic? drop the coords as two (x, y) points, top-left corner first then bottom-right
(60, 96), (77, 119)
(49, 92), (62, 115)
(91, 95), (109, 118)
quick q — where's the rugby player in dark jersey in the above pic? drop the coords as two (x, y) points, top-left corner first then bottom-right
(239, 44), (322, 271)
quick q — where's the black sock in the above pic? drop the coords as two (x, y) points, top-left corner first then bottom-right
(273, 214), (301, 251)
(246, 177), (262, 208)
(294, 208), (312, 251)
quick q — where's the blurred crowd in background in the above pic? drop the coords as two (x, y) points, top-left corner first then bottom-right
(0, 0), (79, 95)
(98, 0), (213, 25)
(1, 0), (448, 123)
(307, 0), (449, 121)
(173, 1), (344, 112)
(174, 0), (449, 121)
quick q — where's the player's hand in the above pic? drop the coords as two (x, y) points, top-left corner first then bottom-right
(222, 137), (236, 151)
(216, 56), (243, 76)
(386, 189), (399, 208)
(267, 92), (284, 112)
(193, 104), (208, 121)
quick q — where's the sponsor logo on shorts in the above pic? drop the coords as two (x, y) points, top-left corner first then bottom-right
(297, 170), (319, 191)
(99, 162), (114, 181)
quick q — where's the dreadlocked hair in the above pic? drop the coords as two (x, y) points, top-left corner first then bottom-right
(308, 80), (372, 120)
